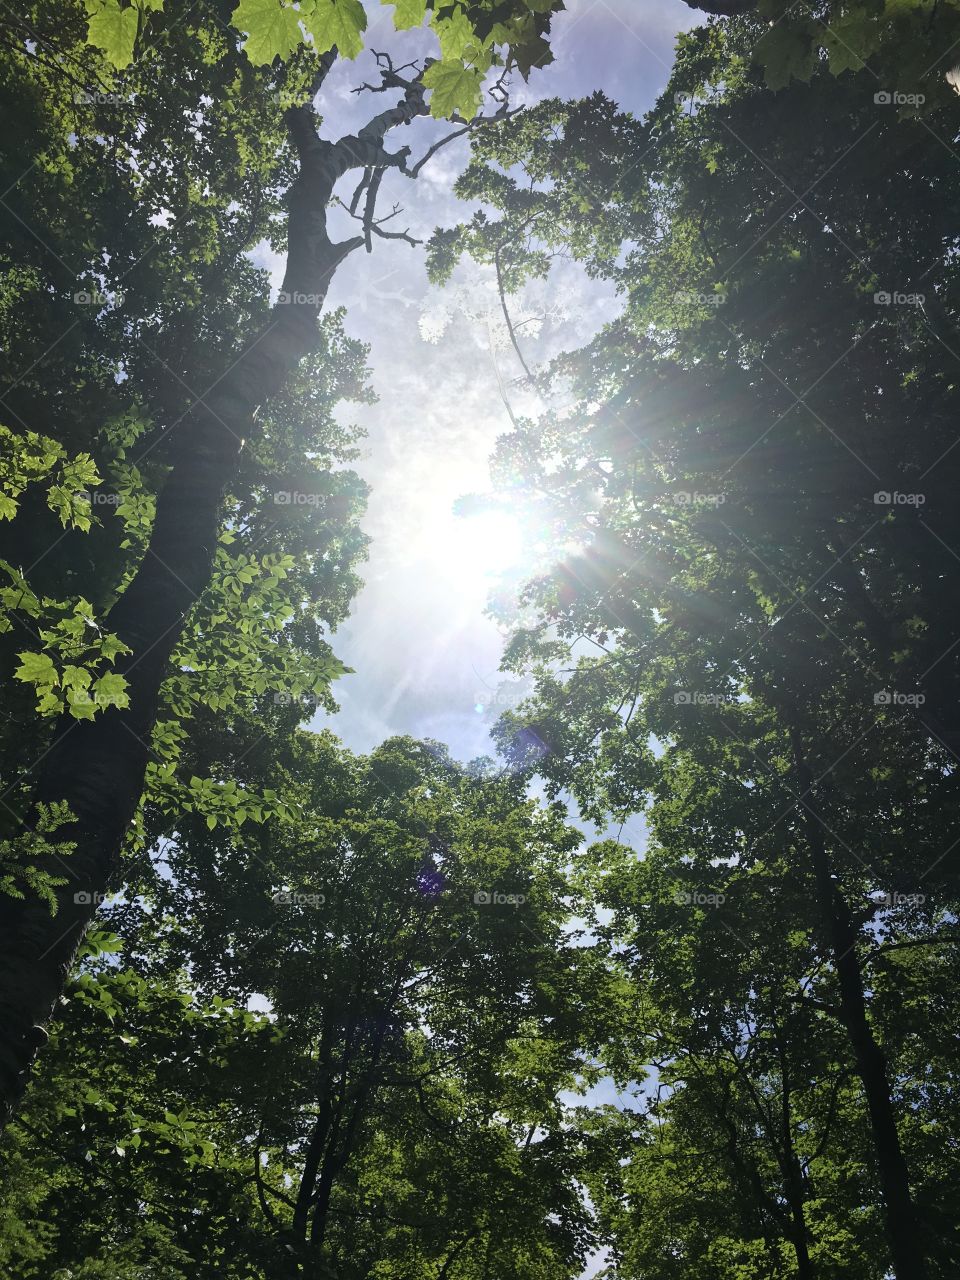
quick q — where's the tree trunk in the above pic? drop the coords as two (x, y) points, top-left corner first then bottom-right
(0, 65), (431, 1124)
(790, 728), (927, 1280)
(0, 295), (336, 1121)
(771, 1020), (815, 1280)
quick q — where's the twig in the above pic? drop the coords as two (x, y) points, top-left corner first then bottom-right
(333, 193), (421, 249)
(495, 237), (535, 382)
(407, 105), (521, 177)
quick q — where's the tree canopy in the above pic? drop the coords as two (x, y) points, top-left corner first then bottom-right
(1, 1), (959, 1278)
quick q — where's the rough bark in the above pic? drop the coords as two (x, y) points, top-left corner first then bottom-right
(0, 58), (431, 1125)
(790, 728), (928, 1280)
(772, 1022), (815, 1280)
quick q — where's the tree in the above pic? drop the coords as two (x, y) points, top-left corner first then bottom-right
(0, 730), (599, 1279)
(432, 11), (960, 1277)
(0, 0), (564, 1122)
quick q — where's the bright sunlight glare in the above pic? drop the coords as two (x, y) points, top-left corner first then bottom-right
(449, 509), (526, 577)
(410, 499), (529, 591)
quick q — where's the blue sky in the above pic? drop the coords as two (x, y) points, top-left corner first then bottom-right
(254, 0), (699, 768)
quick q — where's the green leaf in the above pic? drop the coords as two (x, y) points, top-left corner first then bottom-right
(755, 22), (817, 90)
(68, 692), (97, 721)
(231, 0), (302, 64)
(386, 0), (427, 30)
(86, 931), (122, 955)
(61, 664), (93, 692)
(93, 671), (131, 709)
(14, 651), (58, 689)
(422, 59), (484, 119)
(86, 0), (140, 69)
(301, 0), (367, 59)
(819, 9), (880, 74)
(434, 9), (476, 61)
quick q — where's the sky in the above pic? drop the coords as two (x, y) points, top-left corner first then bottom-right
(253, 0), (699, 768)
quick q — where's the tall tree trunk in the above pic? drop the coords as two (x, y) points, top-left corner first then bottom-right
(772, 1020), (815, 1280)
(790, 727), (927, 1280)
(785, 1168), (814, 1280)
(0, 63), (431, 1124)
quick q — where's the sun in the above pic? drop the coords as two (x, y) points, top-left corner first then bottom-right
(448, 509), (526, 579)
(401, 485), (532, 612)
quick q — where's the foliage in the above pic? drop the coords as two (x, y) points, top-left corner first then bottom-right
(1, 1), (959, 1278)
(0, 732), (600, 1278)
(82, 0), (566, 117)
(431, 11), (960, 1277)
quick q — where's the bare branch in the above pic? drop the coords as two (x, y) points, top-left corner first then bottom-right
(870, 934), (960, 956)
(348, 168), (372, 216)
(362, 169), (384, 251)
(407, 105), (521, 178)
(495, 238), (535, 383)
(333, 189), (422, 250)
(352, 49), (423, 94)
(368, 222), (421, 246)
(253, 1120), (281, 1229)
